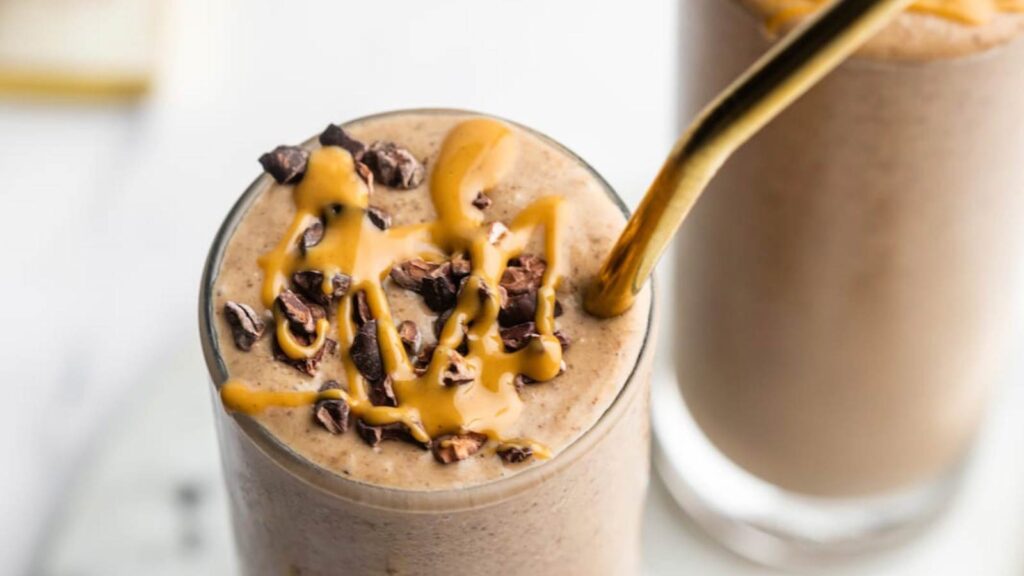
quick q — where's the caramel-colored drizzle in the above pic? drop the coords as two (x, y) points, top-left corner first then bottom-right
(221, 118), (564, 459)
(763, 0), (1024, 32)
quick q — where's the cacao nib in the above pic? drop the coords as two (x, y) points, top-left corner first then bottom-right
(259, 145), (309, 184)
(431, 432), (487, 464)
(223, 301), (265, 351)
(497, 445), (533, 464)
(397, 320), (422, 356)
(298, 220), (325, 254)
(366, 206), (392, 230)
(318, 124), (366, 159)
(362, 141), (425, 189)
(471, 191), (492, 210)
(313, 380), (350, 434)
(350, 320), (384, 383)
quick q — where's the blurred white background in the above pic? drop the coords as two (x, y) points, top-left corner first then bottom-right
(2, 1), (1022, 575)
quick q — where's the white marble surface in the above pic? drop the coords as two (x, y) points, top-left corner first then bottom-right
(3, 1), (1024, 574)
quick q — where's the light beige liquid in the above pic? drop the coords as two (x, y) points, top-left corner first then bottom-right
(676, 0), (1024, 496)
(205, 111), (654, 575)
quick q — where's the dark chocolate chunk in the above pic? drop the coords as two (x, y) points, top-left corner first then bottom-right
(441, 350), (476, 387)
(510, 254), (547, 276)
(366, 206), (392, 230)
(276, 289), (317, 335)
(499, 290), (537, 327)
(362, 141), (425, 189)
(313, 380), (350, 434)
(350, 290), (372, 326)
(497, 445), (533, 464)
(350, 320), (383, 383)
(434, 308), (454, 339)
(414, 343), (436, 376)
(292, 270), (351, 306)
(355, 419), (416, 448)
(499, 254), (547, 295)
(472, 192), (492, 210)
(367, 375), (398, 407)
(389, 258), (440, 292)
(500, 322), (540, 352)
(273, 338), (337, 376)
(298, 220), (325, 254)
(421, 263), (457, 312)
(259, 145), (309, 184)
(397, 320), (422, 356)
(223, 301), (265, 351)
(431, 432), (487, 464)
(318, 124), (366, 159)
(513, 373), (533, 394)
(555, 330), (571, 349)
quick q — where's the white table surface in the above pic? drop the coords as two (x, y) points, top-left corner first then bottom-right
(3, 1), (1022, 574)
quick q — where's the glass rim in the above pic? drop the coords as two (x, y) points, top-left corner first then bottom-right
(724, 0), (1023, 66)
(198, 108), (656, 513)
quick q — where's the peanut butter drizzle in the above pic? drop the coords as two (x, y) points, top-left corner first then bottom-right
(221, 118), (565, 459)
(763, 0), (1024, 32)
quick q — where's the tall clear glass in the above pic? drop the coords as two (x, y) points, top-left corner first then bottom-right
(200, 110), (656, 576)
(656, 0), (1024, 565)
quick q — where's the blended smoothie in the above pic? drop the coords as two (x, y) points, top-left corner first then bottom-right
(677, 0), (1024, 497)
(203, 111), (653, 575)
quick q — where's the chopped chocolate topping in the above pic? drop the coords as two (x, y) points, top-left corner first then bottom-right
(513, 373), (533, 394)
(276, 289), (317, 335)
(223, 301), (265, 351)
(431, 432), (487, 464)
(366, 206), (392, 230)
(450, 252), (472, 281)
(511, 253), (547, 276)
(414, 343), (436, 376)
(355, 161), (375, 188)
(298, 220), (325, 254)
(500, 322), (540, 352)
(350, 320), (384, 383)
(362, 141), (425, 189)
(500, 255), (547, 296)
(355, 419), (417, 448)
(421, 263), (457, 312)
(434, 308), (453, 339)
(389, 258), (440, 293)
(397, 320), (422, 356)
(472, 191), (492, 210)
(497, 289), (563, 327)
(441, 350), (476, 387)
(485, 221), (510, 245)
(499, 290), (536, 327)
(292, 270), (351, 306)
(259, 145), (309, 184)
(273, 338), (337, 376)
(313, 381), (350, 434)
(499, 267), (534, 296)
(351, 290), (372, 326)
(497, 445), (533, 464)
(555, 330), (571, 349)
(318, 124), (366, 159)
(368, 375), (398, 407)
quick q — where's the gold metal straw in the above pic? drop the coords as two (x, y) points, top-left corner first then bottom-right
(584, 0), (915, 317)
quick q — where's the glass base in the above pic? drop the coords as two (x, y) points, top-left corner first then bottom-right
(651, 369), (964, 568)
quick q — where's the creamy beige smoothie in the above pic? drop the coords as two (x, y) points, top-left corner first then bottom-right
(201, 110), (654, 575)
(676, 0), (1024, 497)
